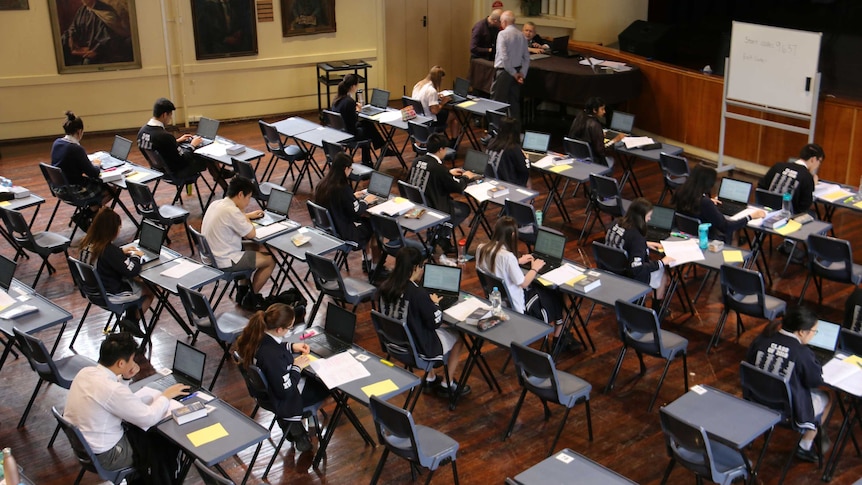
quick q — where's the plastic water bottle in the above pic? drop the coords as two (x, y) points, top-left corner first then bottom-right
(698, 223), (711, 250)
(781, 192), (793, 216)
(490, 287), (502, 317)
(856, 175), (862, 201)
(1, 447), (19, 485)
(535, 210), (543, 227)
(356, 89), (365, 106)
(457, 238), (467, 264)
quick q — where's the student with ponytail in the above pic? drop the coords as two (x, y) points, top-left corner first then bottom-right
(235, 303), (328, 453)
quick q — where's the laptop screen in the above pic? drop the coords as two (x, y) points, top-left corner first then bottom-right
(267, 188), (293, 216)
(463, 149), (490, 174)
(110, 135), (133, 160)
(370, 88), (390, 108)
(324, 302), (357, 342)
(454, 77), (470, 97)
(718, 178), (752, 204)
(648, 206), (675, 231)
(534, 228), (567, 261)
(551, 35), (570, 54)
(522, 131), (551, 153)
(809, 320), (840, 352)
(0, 255), (16, 290)
(610, 111), (635, 133)
(197, 117), (220, 140)
(138, 220), (166, 254)
(368, 171), (394, 198)
(422, 264), (461, 294)
(173, 341), (206, 383)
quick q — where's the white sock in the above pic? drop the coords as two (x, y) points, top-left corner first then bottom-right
(800, 438), (814, 451)
(425, 375), (437, 383)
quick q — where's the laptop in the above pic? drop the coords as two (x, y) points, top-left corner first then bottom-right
(306, 302), (357, 358)
(463, 149), (490, 181)
(808, 319), (841, 363)
(136, 220), (167, 264)
(522, 131), (551, 155)
(527, 228), (567, 274)
(254, 188), (297, 227)
(0, 255), (17, 291)
(422, 263), (462, 310)
(551, 36), (578, 57)
(716, 178), (753, 217)
(95, 135), (134, 170)
(146, 341), (207, 394)
(646, 205), (675, 242)
(448, 77), (471, 104)
(358, 171), (394, 207)
(360, 88), (391, 116)
(195, 117), (220, 147)
(604, 111), (636, 140)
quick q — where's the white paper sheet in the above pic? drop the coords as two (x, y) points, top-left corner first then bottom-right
(823, 357), (862, 396)
(660, 238), (705, 267)
(194, 141), (229, 158)
(444, 297), (491, 321)
(0, 289), (16, 311)
(255, 221), (294, 239)
(463, 182), (497, 203)
(160, 259), (202, 278)
(814, 182), (842, 198)
(377, 110), (404, 123)
(621, 136), (655, 149)
(309, 351), (371, 389)
(367, 198), (415, 216)
(541, 264), (584, 286)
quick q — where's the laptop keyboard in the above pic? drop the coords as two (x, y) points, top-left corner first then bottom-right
(646, 228), (671, 242)
(361, 106), (385, 116)
(306, 334), (352, 355)
(718, 201), (748, 217)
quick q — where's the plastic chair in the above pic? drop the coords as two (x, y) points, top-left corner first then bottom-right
(657, 153), (690, 205)
(606, 300), (689, 412)
(258, 120), (308, 186)
(755, 188), (783, 212)
(475, 268), (514, 309)
(592, 241), (630, 277)
(370, 213), (428, 280)
(306, 199), (367, 273)
(658, 408), (751, 485)
(407, 120), (456, 165)
(322, 139), (372, 188)
(839, 328), (862, 355)
(740, 361), (823, 483)
(505, 341), (593, 456)
(52, 407), (138, 485)
(38, 162), (103, 238)
(402, 95), (425, 115)
(674, 213), (701, 237)
(0, 207), (71, 288)
(188, 225), (255, 309)
(232, 157), (285, 209)
(305, 252), (377, 327)
(176, 284), (248, 390)
(710, 264), (786, 354)
(397, 180), (429, 207)
(503, 199), (539, 250)
(844, 287), (862, 332)
(799, 234), (862, 305)
(14, 329), (96, 431)
(139, 146), (208, 213)
(125, 180), (194, 254)
(368, 395), (460, 485)
(563, 137), (594, 163)
(322, 109), (374, 160)
(579, 174), (630, 245)
(193, 459), (236, 484)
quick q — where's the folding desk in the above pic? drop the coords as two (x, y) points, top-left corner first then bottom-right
(531, 156), (607, 224)
(745, 218), (831, 285)
(451, 97), (509, 150)
(272, 116), (323, 191)
(463, 179), (538, 253)
(103, 162), (164, 230)
(359, 109), (434, 171)
(367, 201), (450, 255)
(512, 448), (637, 485)
(194, 139), (266, 207)
(264, 226), (345, 301)
(613, 142), (684, 198)
(0, 192), (45, 256)
(662, 385), (781, 484)
(0, 280), (73, 370)
(821, 354), (862, 482)
(813, 180), (862, 233)
(293, 126), (354, 193)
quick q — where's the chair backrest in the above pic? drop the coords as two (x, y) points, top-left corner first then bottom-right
(322, 109), (346, 131)
(475, 267), (513, 308)
(0, 207), (35, 246)
(592, 241), (629, 276)
(369, 213), (409, 251)
(258, 120), (286, 154)
(188, 225), (217, 267)
(808, 234), (854, 283)
(739, 360), (795, 427)
(140, 147), (170, 174)
(589, 173), (624, 215)
(369, 395), (421, 462)
(246, 362), (279, 416)
(563, 137), (594, 163)
(125, 180), (158, 217)
(194, 459), (236, 485)
(755, 188), (783, 212)
(658, 152), (690, 182)
(14, 328), (62, 385)
(306, 200), (340, 238)
(408, 120), (432, 145)
(503, 199), (538, 229)
(67, 256), (110, 308)
(839, 328), (862, 355)
(306, 252), (348, 296)
(486, 109), (506, 137)
(674, 213), (701, 237)
(614, 299), (664, 355)
(322, 139), (346, 163)
(176, 284), (224, 342)
(719, 264), (767, 318)
(232, 158), (265, 202)
(844, 287), (862, 332)
(370, 310), (432, 369)
(402, 96), (425, 115)
(39, 162), (76, 201)
(52, 406), (127, 480)
(658, 408), (723, 481)
(397, 181), (429, 206)
(510, 341), (564, 404)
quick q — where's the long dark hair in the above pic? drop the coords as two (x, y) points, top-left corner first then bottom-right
(567, 97), (604, 140)
(618, 197), (652, 236)
(762, 304), (817, 337)
(673, 164), (716, 216)
(313, 152), (351, 208)
(80, 207), (121, 261)
(333, 73), (359, 107)
(487, 117), (520, 152)
(476, 216), (519, 274)
(63, 111), (83, 135)
(378, 247), (424, 306)
(235, 303), (296, 369)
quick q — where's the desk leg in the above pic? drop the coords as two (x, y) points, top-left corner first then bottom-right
(823, 397), (860, 482)
(749, 426), (774, 485)
(464, 200), (491, 254)
(449, 335), (499, 410)
(312, 394), (345, 469)
(617, 153), (643, 198)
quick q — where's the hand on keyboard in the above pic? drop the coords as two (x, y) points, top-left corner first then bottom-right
(163, 384), (190, 400)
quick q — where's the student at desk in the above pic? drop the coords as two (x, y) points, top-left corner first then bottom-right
(378, 247), (469, 396)
(604, 198), (674, 314)
(567, 97), (622, 167)
(331, 74), (385, 167)
(412, 65), (458, 138)
(64, 332), (188, 484)
(485, 116), (530, 186)
(673, 165), (765, 244)
(80, 208), (154, 338)
(758, 143), (824, 215)
(522, 22), (549, 54)
(235, 303), (328, 453)
(746, 305), (832, 462)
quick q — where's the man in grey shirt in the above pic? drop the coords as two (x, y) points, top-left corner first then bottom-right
(491, 10), (530, 132)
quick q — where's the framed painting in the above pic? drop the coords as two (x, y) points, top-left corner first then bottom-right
(0, 0), (29, 10)
(281, 0), (335, 38)
(47, 0), (141, 73)
(191, 0), (258, 60)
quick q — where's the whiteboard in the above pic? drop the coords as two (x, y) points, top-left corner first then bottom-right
(727, 21), (822, 115)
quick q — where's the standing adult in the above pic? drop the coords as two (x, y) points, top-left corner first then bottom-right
(470, 9), (502, 60)
(758, 143), (824, 215)
(491, 10), (530, 131)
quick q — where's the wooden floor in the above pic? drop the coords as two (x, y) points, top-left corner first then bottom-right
(1, 114), (861, 485)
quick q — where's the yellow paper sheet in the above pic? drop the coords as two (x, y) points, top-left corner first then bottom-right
(125, 171), (144, 181)
(722, 250), (744, 263)
(844, 355), (862, 367)
(854, 201), (862, 209)
(549, 165), (571, 173)
(773, 219), (802, 236)
(362, 379), (399, 397)
(536, 276), (553, 286)
(393, 197), (407, 204)
(0, 201), (9, 207)
(820, 190), (851, 202)
(187, 423), (229, 448)
(457, 100), (477, 108)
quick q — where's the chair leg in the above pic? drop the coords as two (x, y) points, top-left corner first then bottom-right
(18, 379), (44, 428)
(74, 467), (86, 485)
(649, 357), (675, 412)
(369, 448), (390, 485)
(69, 302), (92, 349)
(660, 458), (676, 485)
(306, 295), (325, 329)
(208, 351), (229, 390)
(504, 388), (528, 440)
(584, 399), (593, 441)
(451, 458), (460, 485)
(681, 352), (689, 392)
(779, 433), (806, 484)
(262, 433), (288, 480)
(707, 309), (730, 354)
(605, 346), (627, 393)
(184, 223), (195, 256)
(549, 406), (573, 456)
(423, 468), (437, 485)
(798, 274), (812, 304)
(47, 422), (61, 448)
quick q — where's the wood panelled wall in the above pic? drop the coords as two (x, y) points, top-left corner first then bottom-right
(571, 41), (862, 187)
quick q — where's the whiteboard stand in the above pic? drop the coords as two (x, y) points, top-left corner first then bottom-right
(717, 58), (821, 172)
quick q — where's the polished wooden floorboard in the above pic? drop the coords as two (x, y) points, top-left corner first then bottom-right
(1, 115), (860, 484)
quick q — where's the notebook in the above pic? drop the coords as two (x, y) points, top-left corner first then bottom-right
(358, 171), (395, 207)
(95, 135), (134, 170)
(809, 319), (841, 363)
(463, 149), (490, 181)
(0, 254), (16, 291)
(604, 111), (636, 140)
(717, 178), (753, 217)
(195, 117), (220, 147)
(646, 205), (675, 242)
(528, 228), (567, 274)
(448, 77), (471, 104)
(137, 220), (167, 264)
(423, 263), (462, 310)
(522, 131), (551, 154)
(306, 303), (357, 358)
(551, 36), (578, 57)
(146, 341), (207, 395)
(255, 188), (296, 227)
(360, 88), (391, 116)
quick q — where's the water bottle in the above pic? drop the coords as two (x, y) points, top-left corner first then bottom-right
(856, 175), (862, 201)
(698, 222), (711, 250)
(535, 210), (543, 227)
(490, 287), (502, 317)
(356, 89), (365, 106)
(457, 238), (467, 264)
(781, 191), (793, 216)
(2, 447), (19, 485)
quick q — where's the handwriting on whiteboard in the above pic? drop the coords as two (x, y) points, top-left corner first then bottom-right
(744, 36), (798, 57)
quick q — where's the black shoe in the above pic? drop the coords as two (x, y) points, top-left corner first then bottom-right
(235, 285), (250, 304)
(437, 381), (471, 397)
(286, 422), (312, 453)
(117, 318), (146, 339)
(777, 241), (793, 255)
(795, 445), (818, 463)
(563, 334), (584, 354)
(241, 292), (264, 311)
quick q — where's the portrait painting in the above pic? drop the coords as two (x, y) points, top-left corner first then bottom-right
(191, 0), (258, 60)
(281, 0), (335, 38)
(48, 0), (141, 73)
(0, 0), (29, 10)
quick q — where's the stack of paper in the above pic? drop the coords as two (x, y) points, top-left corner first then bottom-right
(368, 197), (415, 217)
(823, 356), (862, 396)
(464, 182), (497, 203)
(444, 297), (490, 321)
(310, 351), (371, 389)
(541, 264), (583, 286)
(660, 238), (705, 267)
(622, 136), (655, 149)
